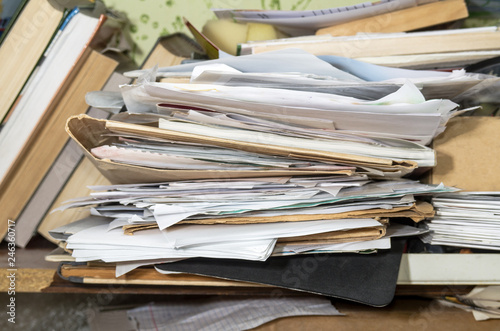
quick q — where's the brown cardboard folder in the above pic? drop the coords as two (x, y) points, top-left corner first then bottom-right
(65, 114), (416, 184)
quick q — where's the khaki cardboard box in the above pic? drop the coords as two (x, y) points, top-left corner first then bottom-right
(425, 116), (500, 191)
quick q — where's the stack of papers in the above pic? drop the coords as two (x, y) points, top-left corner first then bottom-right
(50, 177), (455, 266)
(118, 49), (483, 147)
(72, 65), (467, 179)
(50, 44), (489, 304)
(423, 192), (500, 250)
(67, 112), (431, 181)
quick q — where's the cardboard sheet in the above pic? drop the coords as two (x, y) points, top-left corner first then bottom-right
(426, 116), (500, 191)
(65, 114), (357, 184)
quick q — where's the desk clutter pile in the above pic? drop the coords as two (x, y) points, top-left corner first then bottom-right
(49, 39), (500, 308)
(3, 0), (500, 325)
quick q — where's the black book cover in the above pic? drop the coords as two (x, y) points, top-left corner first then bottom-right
(156, 238), (405, 307)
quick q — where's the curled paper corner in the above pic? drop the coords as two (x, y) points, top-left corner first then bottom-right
(137, 64), (159, 85)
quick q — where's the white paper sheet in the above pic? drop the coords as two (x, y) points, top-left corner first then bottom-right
(164, 218), (382, 248)
(67, 224), (277, 262)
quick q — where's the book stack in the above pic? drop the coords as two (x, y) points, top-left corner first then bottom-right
(0, 2), (128, 246)
(0, 0), (65, 123)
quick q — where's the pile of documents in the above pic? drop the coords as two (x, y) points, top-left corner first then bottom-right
(51, 177), (454, 267)
(69, 109), (432, 181)
(49, 47), (481, 304)
(59, 51), (472, 260)
(423, 192), (500, 251)
(77, 50), (489, 183)
(121, 49), (488, 145)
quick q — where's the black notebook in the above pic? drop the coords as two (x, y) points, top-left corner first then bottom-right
(156, 238), (405, 307)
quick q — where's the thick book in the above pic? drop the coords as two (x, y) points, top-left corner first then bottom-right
(0, 0), (64, 122)
(0, 9), (109, 190)
(0, 0), (28, 45)
(141, 32), (198, 70)
(0, 50), (118, 244)
(315, 0), (468, 36)
(238, 26), (500, 60)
